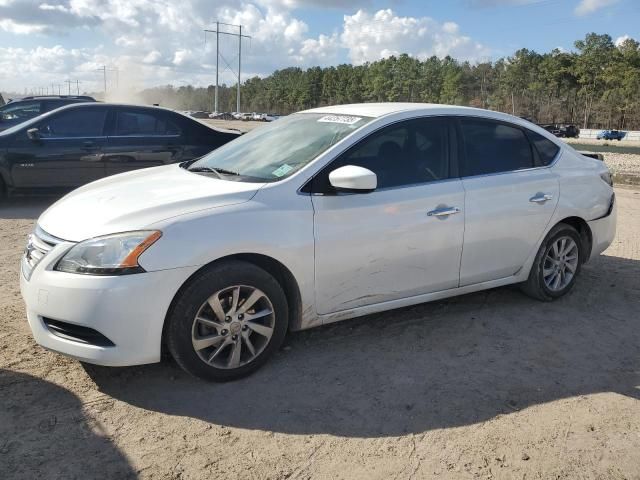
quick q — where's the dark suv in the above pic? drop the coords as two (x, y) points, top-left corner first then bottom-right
(0, 95), (96, 132)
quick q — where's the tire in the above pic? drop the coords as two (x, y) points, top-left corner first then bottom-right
(520, 223), (584, 302)
(166, 260), (288, 381)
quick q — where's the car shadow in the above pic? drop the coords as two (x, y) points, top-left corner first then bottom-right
(0, 196), (61, 220)
(84, 253), (640, 439)
(0, 370), (136, 479)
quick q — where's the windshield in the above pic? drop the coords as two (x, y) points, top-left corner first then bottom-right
(187, 113), (372, 182)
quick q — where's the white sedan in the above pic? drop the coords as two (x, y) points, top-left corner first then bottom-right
(20, 103), (616, 381)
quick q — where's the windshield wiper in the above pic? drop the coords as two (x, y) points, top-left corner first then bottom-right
(187, 166), (241, 177)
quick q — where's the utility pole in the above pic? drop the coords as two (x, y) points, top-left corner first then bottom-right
(204, 22), (250, 113)
(65, 80), (73, 95)
(237, 25), (242, 114)
(216, 21), (219, 113)
(76, 79), (80, 95)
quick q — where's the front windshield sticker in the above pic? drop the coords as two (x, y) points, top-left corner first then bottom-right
(272, 164), (294, 177)
(317, 115), (363, 125)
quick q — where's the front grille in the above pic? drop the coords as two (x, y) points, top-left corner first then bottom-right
(42, 318), (115, 347)
(22, 226), (64, 280)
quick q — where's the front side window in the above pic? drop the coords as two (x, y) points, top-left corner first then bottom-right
(187, 113), (372, 182)
(311, 117), (449, 192)
(0, 101), (41, 121)
(460, 119), (533, 177)
(115, 111), (180, 136)
(37, 108), (107, 138)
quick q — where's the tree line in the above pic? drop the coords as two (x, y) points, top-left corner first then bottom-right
(140, 33), (640, 130)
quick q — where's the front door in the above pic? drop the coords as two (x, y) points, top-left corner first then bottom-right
(310, 117), (465, 314)
(9, 107), (108, 188)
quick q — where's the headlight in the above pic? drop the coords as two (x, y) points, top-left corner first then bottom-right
(55, 231), (161, 275)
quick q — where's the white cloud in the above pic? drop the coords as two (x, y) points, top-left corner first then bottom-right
(0, 2), (490, 93)
(614, 34), (633, 47)
(574, 0), (619, 16)
(341, 9), (489, 64)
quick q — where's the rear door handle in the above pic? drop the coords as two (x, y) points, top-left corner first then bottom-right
(427, 206), (461, 217)
(82, 141), (99, 151)
(529, 193), (553, 203)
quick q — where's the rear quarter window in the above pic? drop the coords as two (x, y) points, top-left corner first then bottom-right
(527, 130), (560, 166)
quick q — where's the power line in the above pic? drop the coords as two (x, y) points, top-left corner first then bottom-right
(204, 22), (251, 113)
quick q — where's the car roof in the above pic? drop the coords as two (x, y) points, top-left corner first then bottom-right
(301, 102), (564, 145)
(300, 102), (503, 118)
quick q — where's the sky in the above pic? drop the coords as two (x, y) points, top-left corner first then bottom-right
(0, 0), (637, 95)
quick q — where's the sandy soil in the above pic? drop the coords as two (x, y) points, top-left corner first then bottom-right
(1, 188), (639, 480)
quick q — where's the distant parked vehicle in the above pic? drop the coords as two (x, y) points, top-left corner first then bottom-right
(558, 124), (580, 138)
(209, 112), (235, 120)
(189, 111), (211, 119)
(0, 95), (96, 132)
(538, 123), (580, 139)
(0, 103), (239, 195)
(596, 130), (626, 141)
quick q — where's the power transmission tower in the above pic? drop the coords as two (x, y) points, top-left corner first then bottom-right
(204, 22), (251, 113)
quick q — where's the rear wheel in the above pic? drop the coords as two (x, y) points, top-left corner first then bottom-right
(166, 261), (288, 381)
(521, 223), (584, 301)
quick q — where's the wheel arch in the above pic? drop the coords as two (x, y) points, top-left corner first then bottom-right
(161, 253), (303, 352)
(554, 216), (593, 262)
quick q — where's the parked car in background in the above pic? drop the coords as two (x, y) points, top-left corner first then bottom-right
(558, 124), (580, 138)
(538, 123), (580, 138)
(189, 111), (211, 119)
(20, 103), (616, 381)
(596, 129), (626, 141)
(0, 96), (96, 132)
(0, 103), (239, 195)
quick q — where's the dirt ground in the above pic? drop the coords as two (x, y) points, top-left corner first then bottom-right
(1, 187), (639, 480)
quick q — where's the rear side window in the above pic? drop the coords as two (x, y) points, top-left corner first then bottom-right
(115, 110), (180, 136)
(38, 108), (107, 137)
(527, 130), (560, 166)
(460, 119), (533, 176)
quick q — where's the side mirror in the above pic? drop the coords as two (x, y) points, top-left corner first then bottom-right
(27, 128), (40, 141)
(329, 165), (377, 193)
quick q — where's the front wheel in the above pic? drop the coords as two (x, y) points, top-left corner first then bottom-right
(166, 261), (288, 381)
(521, 223), (584, 301)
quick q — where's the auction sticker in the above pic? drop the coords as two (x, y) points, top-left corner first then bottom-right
(318, 115), (362, 125)
(272, 164), (294, 177)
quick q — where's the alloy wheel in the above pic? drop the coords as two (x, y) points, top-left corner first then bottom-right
(191, 285), (275, 369)
(543, 236), (579, 292)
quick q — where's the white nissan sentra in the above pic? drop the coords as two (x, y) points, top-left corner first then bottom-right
(20, 103), (616, 381)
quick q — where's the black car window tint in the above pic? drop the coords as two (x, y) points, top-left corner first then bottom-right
(38, 109), (107, 137)
(313, 118), (448, 192)
(460, 119), (533, 176)
(1, 101), (41, 121)
(116, 111), (181, 136)
(526, 130), (560, 166)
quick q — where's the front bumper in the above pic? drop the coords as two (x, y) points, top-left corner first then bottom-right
(20, 243), (199, 366)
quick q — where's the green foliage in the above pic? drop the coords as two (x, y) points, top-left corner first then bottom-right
(140, 33), (640, 129)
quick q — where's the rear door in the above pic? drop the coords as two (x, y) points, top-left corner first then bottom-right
(457, 117), (560, 286)
(8, 106), (108, 188)
(103, 107), (184, 176)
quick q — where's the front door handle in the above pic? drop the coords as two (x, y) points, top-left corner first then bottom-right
(427, 206), (461, 217)
(529, 193), (553, 204)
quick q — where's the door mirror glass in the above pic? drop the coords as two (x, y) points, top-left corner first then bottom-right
(328, 165), (377, 192)
(27, 128), (40, 141)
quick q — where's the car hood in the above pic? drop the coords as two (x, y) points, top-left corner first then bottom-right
(38, 164), (264, 241)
